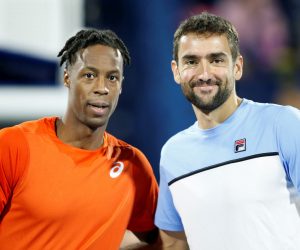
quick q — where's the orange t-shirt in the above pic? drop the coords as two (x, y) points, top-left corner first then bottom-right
(0, 117), (158, 250)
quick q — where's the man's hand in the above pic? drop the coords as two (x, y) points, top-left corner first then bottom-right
(120, 228), (158, 249)
(120, 229), (189, 250)
(156, 230), (189, 249)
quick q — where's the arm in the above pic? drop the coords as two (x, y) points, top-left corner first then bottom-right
(156, 230), (189, 250)
(152, 148), (188, 249)
(0, 127), (28, 215)
(276, 106), (300, 192)
(120, 228), (158, 249)
(119, 148), (159, 249)
(120, 229), (189, 250)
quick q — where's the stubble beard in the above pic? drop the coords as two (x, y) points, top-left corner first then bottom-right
(182, 80), (232, 114)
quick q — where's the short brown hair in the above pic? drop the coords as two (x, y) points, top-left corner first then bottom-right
(173, 12), (239, 62)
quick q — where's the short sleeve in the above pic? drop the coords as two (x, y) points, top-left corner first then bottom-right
(276, 106), (300, 193)
(127, 148), (158, 232)
(154, 162), (184, 231)
(0, 126), (29, 215)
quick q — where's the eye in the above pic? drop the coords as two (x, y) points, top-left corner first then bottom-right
(212, 58), (224, 64)
(84, 72), (96, 79)
(186, 60), (196, 65)
(108, 75), (119, 82)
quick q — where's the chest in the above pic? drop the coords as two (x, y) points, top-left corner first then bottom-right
(12, 140), (135, 223)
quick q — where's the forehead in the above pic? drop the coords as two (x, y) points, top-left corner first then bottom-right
(73, 44), (123, 71)
(178, 33), (231, 58)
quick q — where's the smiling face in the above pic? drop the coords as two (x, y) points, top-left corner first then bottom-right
(64, 44), (123, 130)
(172, 33), (243, 114)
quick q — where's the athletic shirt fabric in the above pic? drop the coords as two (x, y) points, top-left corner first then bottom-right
(155, 99), (300, 250)
(0, 117), (158, 250)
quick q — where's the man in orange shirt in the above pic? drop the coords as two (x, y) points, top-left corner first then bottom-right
(0, 29), (158, 249)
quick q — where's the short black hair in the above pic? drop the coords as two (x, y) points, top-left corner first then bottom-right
(57, 29), (131, 68)
(173, 12), (239, 62)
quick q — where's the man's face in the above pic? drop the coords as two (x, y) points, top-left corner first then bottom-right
(64, 44), (123, 129)
(172, 33), (242, 113)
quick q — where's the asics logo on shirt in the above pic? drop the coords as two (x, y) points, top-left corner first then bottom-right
(110, 161), (124, 178)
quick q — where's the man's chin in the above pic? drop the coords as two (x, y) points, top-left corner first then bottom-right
(192, 98), (222, 113)
(85, 118), (108, 130)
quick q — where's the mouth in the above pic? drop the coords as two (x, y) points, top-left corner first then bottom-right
(88, 100), (109, 108)
(191, 80), (219, 88)
(87, 101), (109, 116)
(193, 82), (217, 91)
(190, 80), (220, 93)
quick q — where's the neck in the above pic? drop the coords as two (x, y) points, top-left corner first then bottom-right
(55, 117), (105, 150)
(194, 94), (242, 130)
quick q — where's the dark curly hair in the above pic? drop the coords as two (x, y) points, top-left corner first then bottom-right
(173, 12), (240, 62)
(57, 29), (131, 68)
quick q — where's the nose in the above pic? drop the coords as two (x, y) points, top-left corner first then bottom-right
(94, 76), (109, 95)
(196, 61), (212, 83)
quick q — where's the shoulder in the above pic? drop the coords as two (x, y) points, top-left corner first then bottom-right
(0, 117), (55, 136)
(0, 124), (26, 146)
(0, 117), (56, 148)
(244, 99), (295, 115)
(243, 99), (299, 123)
(17, 117), (56, 134)
(105, 132), (137, 158)
(241, 100), (300, 140)
(251, 101), (300, 123)
(105, 132), (133, 148)
(0, 123), (30, 171)
(273, 105), (300, 133)
(105, 132), (153, 171)
(0, 123), (34, 191)
(0, 120), (40, 156)
(276, 105), (300, 120)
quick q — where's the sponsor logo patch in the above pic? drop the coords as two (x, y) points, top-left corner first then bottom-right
(110, 161), (124, 178)
(234, 138), (246, 153)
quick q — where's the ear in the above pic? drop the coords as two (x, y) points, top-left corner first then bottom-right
(64, 69), (71, 88)
(234, 55), (243, 80)
(171, 60), (181, 84)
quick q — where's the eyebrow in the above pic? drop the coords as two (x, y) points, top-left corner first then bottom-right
(83, 66), (99, 73)
(181, 52), (228, 61)
(208, 52), (227, 59)
(83, 66), (121, 75)
(182, 54), (199, 61)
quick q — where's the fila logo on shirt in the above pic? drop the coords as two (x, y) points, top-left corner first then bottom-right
(234, 138), (246, 153)
(110, 161), (124, 178)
